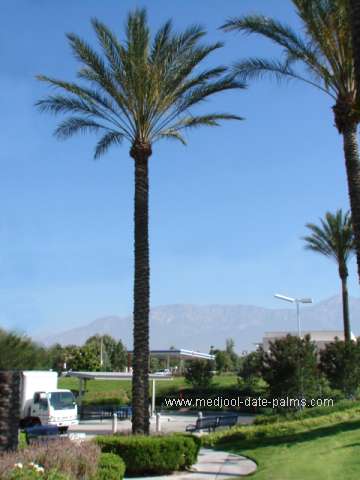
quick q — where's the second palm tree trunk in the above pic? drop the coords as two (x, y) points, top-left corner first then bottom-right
(131, 143), (151, 435)
(339, 264), (351, 343)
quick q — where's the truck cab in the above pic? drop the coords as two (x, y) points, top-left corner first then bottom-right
(30, 389), (78, 432)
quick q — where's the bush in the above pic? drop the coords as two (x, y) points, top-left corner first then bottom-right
(96, 434), (200, 475)
(172, 434), (201, 467)
(96, 453), (125, 480)
(0, 439), (100, 479)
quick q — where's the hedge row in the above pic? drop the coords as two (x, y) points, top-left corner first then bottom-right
(254, 399), (360, 425)
(202, 406), (360, 447)
(96, 434), (200, 476)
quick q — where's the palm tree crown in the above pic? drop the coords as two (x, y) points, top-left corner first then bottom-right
(37, 9), (244, 157)
(303, 210), (354, 269)
(222, 0), (357, 132)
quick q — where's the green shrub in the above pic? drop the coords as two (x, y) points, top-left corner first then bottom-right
(96, 434), (200, 475)
(172, 434), (201, 467)
(96, 453), (125, 480)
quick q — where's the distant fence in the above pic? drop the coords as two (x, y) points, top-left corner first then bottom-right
(78, 404), (132, 421)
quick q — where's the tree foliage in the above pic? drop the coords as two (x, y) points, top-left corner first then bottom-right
(0, 330), (48, 370)
(238, 350), (263, 383)
(185, 360), (214, 388)
(320, 338), (360, 397)
(261, 334), (320, 404)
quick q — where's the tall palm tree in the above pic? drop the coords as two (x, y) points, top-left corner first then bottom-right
(349, 0), (360, 103)
(222, 0), (360, 284)
(303, 210), (355, 342)
(36, 9), (243, 434)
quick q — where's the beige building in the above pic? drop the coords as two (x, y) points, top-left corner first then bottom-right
(261, 330), (356, 352)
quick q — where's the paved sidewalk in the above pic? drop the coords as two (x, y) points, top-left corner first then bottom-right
(127, 448), (257, 479)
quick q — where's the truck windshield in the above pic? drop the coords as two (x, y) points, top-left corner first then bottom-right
(48, 392), (75, 410)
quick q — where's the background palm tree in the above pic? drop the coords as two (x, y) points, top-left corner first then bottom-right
(303, 210), (355, 342)
(36, 9), (243, 434)
(222, 0), (360, 285)
(349, 0), (360, 103)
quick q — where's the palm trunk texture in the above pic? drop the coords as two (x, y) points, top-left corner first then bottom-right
(342, 124), (360, 288)
(340, 273), (351, 343)
(0, 371), (20, 452)
(131, 143), (151, 435)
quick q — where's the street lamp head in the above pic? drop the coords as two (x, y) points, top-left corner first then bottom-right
(274, 293), (295, 303)
(299, 298), (313, 304)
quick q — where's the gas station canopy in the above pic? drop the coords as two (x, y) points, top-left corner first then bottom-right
(127, 349), (215, 361)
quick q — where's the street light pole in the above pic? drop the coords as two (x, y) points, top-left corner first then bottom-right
(274, 293), (313, 408)
(296, 300), (300, 338)
(274, 294), (313, 337)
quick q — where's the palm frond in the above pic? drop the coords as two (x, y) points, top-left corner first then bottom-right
(172, 113), (244, 130)
(94, 131), (124, 159)
(156, 129), (187, 145)
(54, 117), (105, 139)
(232, 57), (334, 96)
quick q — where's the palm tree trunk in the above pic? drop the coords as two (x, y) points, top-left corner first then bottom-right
(0, 371), (20, 452)
(342, 124), (360, 286)
(130, 143), (151, 435)
(349, 0), (360, 103)
(339, 269), (351, 343)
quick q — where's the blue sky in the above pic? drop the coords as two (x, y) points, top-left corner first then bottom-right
(0, 0), (358, 336)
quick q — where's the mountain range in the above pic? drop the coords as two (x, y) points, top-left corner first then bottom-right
(40, 295), (360, 352)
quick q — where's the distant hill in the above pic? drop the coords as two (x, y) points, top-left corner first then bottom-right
(40, 295), (360, 352)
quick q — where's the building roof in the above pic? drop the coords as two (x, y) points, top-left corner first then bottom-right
(67, 371), (173, 381)
(127, 348), (215, 361)
(263, 330), (355, 341)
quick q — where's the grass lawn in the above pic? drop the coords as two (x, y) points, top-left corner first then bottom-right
(211, 410), (360, 480)
(58, 374), (238, 405)
(217, 418), (360, 479)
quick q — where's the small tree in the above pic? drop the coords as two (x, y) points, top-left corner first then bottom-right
(225, 338), (239, 369)
(261, 335), (320, 406)
(214, 350), (234, 373)
(238, 350), (263, 387)
(320, 338), (360, 397)
(185, 360), (214, 388)
(85, 334), (127, 371)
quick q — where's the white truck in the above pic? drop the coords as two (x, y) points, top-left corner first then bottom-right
(20, 371), (78, 433)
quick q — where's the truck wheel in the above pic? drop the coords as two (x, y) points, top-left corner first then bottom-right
(59, 427), (68, 434)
